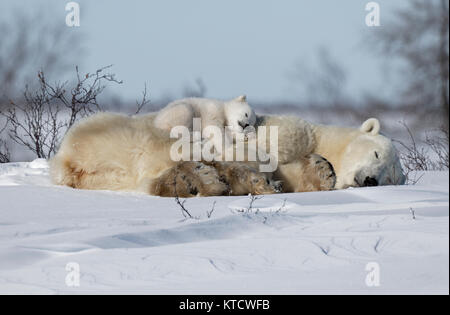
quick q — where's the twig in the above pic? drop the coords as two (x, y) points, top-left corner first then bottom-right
(233, 194), (263, 214)
(175, 195), (197, 220)
(172, 166), (212, 220)
(248, 194), (263, 213)
(410, 207), (416, 220)
(275, 198), (287, 214)
(134, 83), (150, 114)
(172, 166), (196, 220)
(206, 201), (216, 219)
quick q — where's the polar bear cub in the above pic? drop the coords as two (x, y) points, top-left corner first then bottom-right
(154, 95), (256, 154)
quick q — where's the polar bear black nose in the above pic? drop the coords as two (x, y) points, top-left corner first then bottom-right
(363, 176), (378, 187)
(238, 121), (249, 129)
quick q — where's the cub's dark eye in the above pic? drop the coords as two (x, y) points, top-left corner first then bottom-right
(245, 113), (248, 118)
(375, 151), (379, 159)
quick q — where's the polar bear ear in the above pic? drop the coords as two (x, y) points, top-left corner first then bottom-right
(234, 95), (247, 103)
(360, 118), (381, 135)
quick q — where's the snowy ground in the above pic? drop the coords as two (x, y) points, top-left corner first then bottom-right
(0, 160), (448, 295)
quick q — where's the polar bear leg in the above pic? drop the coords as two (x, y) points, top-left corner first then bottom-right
(145, 161), (283, 197)
(146, 161), (229, 197)
(307, 154), (336, 191)
(275, 154), (336, 192)
(205, 161), (282, 196)
(49, 153), (134, 191)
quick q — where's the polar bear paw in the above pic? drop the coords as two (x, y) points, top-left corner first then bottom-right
(148, 161), (229, 197)
(309, 154), (336, 191)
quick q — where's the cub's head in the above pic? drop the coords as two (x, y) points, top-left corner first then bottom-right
(337, 118), (406, 189)
(224, 95), (256, 134)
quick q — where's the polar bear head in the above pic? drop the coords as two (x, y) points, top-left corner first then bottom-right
(223, 95), (257, 134)
(336, 118), (406, 189)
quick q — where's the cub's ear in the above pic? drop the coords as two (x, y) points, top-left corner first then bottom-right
(360, 118), (380, 135)
(233, 95), (247, 103)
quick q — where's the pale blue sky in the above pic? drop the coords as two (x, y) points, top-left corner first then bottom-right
(1, 0), (406, 103)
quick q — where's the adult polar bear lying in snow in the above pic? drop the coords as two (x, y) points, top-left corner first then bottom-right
(49, 112), (405, 196)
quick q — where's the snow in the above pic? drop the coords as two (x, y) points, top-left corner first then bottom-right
(0, 159), (448, 294)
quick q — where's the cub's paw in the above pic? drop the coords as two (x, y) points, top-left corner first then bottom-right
(308, 154), (336, 191)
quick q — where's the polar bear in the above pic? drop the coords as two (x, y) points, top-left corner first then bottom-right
(154, 95), (256, 154)
(48, 112), (284, 197)
(257, 116), (406, 190)
(49, 112), (405, 196)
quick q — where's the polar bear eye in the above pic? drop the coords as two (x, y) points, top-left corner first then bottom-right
(374, 151), (379, 159)
(245, 113), (248, 118)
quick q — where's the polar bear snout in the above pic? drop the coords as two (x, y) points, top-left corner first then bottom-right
(238, 120), (250, 130)
(363, 176), (378, 187)
(353, 171), (382, 187)
(354, 172), (379, 187)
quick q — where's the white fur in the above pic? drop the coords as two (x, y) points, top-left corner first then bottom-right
(360, 118), (381, 135)
(49, 113), (406, 194)
(311, 118), (406, 188)
(154, 96), (256, 155)
(154, 95), (256, 136)
(255, 116), (405, 189)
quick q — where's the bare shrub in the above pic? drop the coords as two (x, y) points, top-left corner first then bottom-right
(39, 65), (123, 128)
(231, 195), (289, 225)
(232, 194), (263, 214)
(425, 127), (449, 170)
(3, 86), (64, 159)
(174, 195), (217, 221)
(0, 10), (86, 162)
(172, 168), (216, 221)
(0, 66), (122, 159)
(394, 122), (430, 172)
(0, 123), (10, 163)
(394, 122), (449, 184)
(0, 143), (8, 163)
